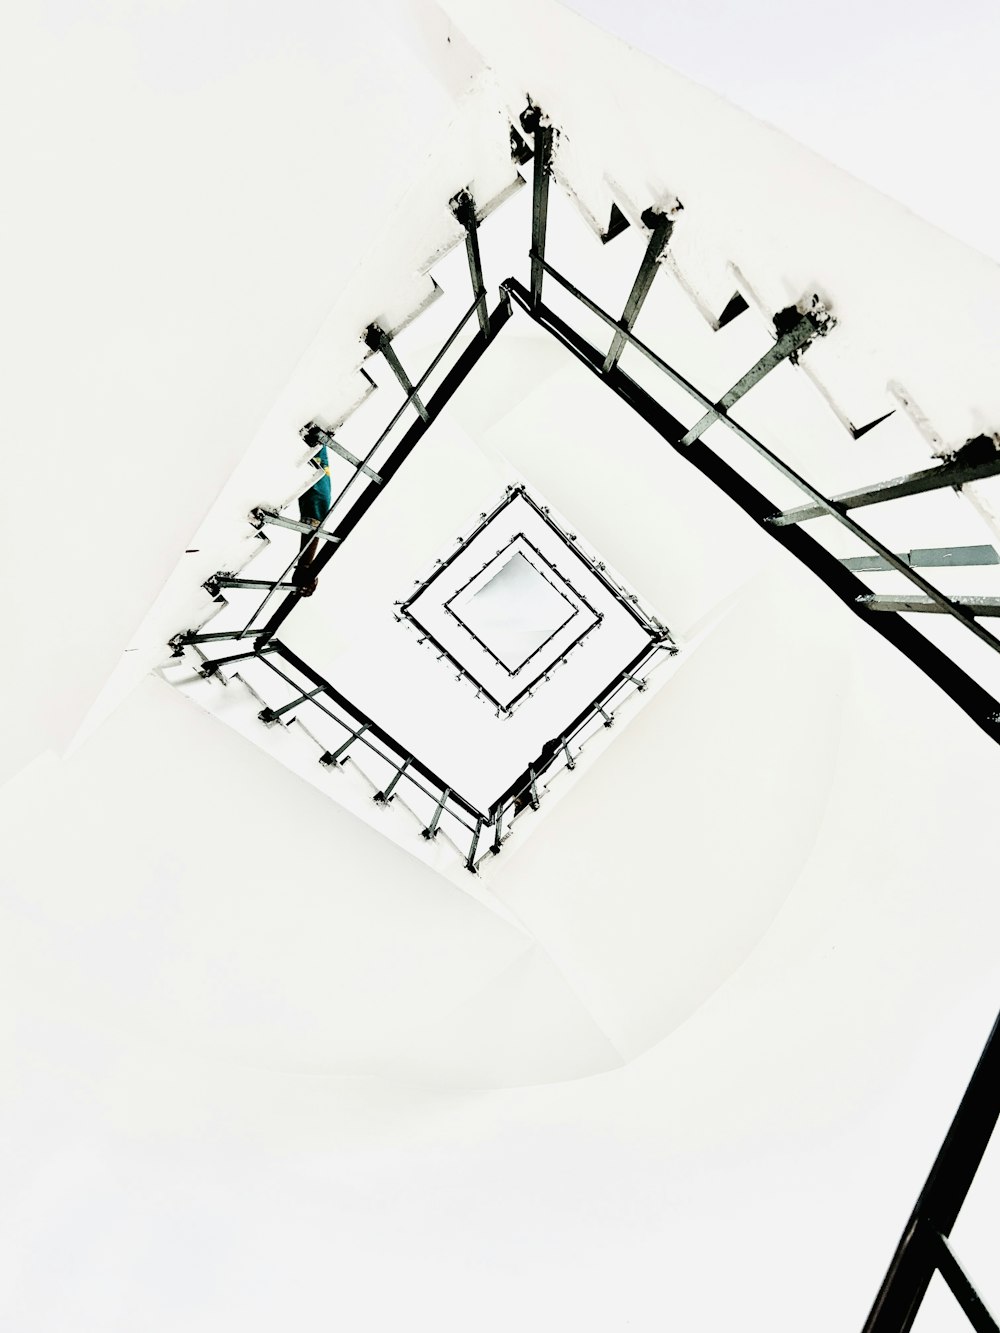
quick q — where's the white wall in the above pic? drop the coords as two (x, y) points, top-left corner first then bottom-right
(3, 618), (999, 1330)
(0, 0), (463, 785)
(4, 1), (1000, 1329)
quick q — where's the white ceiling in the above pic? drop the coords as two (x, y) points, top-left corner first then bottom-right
(4, 3), (1000, 1328)
(564, 0), (1000, 265)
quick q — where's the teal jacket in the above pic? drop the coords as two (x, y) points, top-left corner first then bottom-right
(299, 445), (332, 524)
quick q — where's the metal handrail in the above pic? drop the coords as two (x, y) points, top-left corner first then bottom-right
(863, 1006), (1000, 1333)
(518, 262), (1000, 662)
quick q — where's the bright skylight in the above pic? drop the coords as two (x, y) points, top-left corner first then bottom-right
(448, 546), (577, 673)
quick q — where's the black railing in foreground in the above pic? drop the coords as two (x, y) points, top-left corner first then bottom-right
(863, 1005), (1000, 1333)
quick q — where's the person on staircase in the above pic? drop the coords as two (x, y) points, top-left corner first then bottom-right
(294, 443), (332, 597)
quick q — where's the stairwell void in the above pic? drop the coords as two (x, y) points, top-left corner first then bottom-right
(165, 102), (1000, 888)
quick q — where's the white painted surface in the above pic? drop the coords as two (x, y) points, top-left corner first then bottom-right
(563, 0), (1000, 266)
(3, 1), (1000, 1329)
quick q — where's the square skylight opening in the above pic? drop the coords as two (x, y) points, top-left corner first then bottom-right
(446, 540), (578, 674)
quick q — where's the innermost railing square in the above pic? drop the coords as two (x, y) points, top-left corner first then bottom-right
(445, 538), (579, 675)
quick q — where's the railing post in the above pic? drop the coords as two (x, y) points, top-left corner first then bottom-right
(258, 685), (326, 725)
(932, 1230), (999, 1333)
(366, 325), (430, 422)
(452, 190), (490, 340)
(524, 106), (554, 308)
(465, 818), (484, 873)
(319, 722), (369, 767)
(300, 421), (384, 483)
(250, 507), (343, 543)
(602, 209), (673, 374)
(421, 788), (450, 840)
(773, 436), (1000, 526)
(678, 299), (834, 446)
(374, 757), (411, 805)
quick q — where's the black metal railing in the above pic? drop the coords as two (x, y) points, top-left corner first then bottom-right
(174, 100), (1000, 873)
(190, 633), (671, 872)
(863, 1006), (1000, 1333)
